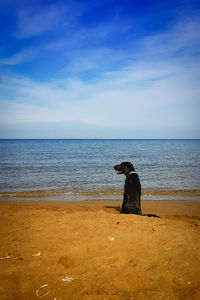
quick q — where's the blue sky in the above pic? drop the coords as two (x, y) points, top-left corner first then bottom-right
(0, 0), (200, 138)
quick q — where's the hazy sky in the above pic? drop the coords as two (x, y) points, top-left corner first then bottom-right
(0, 0), (200, 138)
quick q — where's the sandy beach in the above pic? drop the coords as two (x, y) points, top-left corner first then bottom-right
(0, 200), (200, 300)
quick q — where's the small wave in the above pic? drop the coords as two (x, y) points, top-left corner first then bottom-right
(0, 188), (200, 200)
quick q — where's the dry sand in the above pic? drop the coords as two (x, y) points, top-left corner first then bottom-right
(0, 200), (200, 300)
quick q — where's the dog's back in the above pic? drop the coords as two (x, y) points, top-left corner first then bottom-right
(123, 172), (141, 214)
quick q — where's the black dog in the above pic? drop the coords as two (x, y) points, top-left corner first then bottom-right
(114, 162), (142, 214)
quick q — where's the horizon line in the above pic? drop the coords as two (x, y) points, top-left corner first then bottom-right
(0, 138), (200, 141)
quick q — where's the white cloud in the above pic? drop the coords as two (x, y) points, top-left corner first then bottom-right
(0, 57), (199, 132)
(1, 15), (200, 138)
(16, 4), (67, 38)
(0, 48), (37, 65)
(138, 17), (200, 60)
(53, 14), (200, 84)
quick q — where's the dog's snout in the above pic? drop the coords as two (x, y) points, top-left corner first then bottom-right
(114, 164), (121, 171)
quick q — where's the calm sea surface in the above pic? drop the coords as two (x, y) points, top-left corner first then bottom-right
(0, 139), (200, 201)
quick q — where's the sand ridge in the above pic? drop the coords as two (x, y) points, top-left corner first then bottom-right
(0, 201), (200, 300)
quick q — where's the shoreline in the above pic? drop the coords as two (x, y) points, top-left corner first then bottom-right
(1, 188), (200, 203)
(2, 197), (200, 202)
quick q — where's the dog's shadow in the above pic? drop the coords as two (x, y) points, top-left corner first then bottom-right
(106, 206), (121, 212)
(106, 206), (160, 218)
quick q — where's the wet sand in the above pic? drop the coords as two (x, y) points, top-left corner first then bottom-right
(0, 200), (200, 300)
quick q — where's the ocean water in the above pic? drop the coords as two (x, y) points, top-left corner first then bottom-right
(0, 139), (200, 201)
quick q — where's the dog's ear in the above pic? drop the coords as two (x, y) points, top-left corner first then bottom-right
(120, 162), (127, 173)
(125, 164), (131, 173)
(121, 162), (135, 173)
(127, 162), (135, 171)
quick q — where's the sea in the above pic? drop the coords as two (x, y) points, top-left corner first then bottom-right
(0, 139), (200, 202)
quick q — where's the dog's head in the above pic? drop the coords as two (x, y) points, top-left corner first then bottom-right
(113, 162), (135, 176)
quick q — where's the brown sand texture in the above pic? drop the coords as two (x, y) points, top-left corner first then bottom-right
(0, 201), (200, 300)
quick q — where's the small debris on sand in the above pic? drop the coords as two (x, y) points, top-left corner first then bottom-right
(32, 252), (41, 257)
(0, 253), (12, 260)
(61, 276), (74, 282)
(35, 284), (51, 298)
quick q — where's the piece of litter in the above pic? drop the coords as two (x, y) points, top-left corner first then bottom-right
(0, 255), (12, 260)
(108, 237), (115, 241)
(62, 276), (73, 282)
(32, 252), (41, 257)
(187, 282), (191, 285)
(36, 284), (51, 298)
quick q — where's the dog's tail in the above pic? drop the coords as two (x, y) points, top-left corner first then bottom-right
(141, 213), (161, 218)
